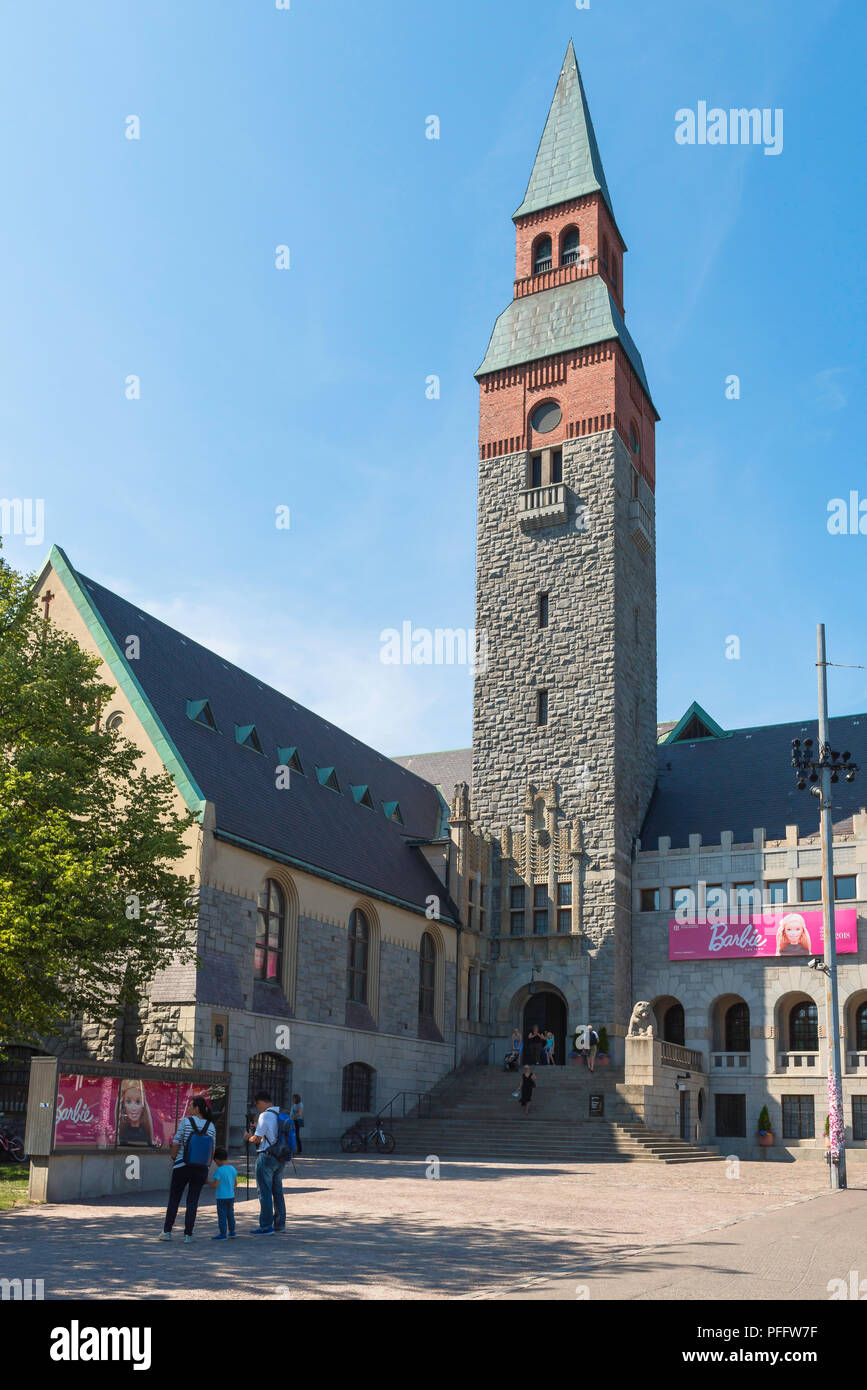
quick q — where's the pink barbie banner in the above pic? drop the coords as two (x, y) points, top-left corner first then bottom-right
(669, 908), (858, 961)
(55, 1076), (214, 1150)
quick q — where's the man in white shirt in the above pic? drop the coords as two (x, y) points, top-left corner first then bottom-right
(244, 1090), (286, 1234)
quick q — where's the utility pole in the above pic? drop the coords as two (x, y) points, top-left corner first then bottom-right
(792, 625), (857, 1190)
(816, 624), (847, 1190)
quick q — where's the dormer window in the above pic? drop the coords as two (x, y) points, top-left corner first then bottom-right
(561, 226), (581, 266)
(186, 699), (218, 731)
(316, 766), (341, 792)
(351, 785), (376, 809)
(235, 724), (264, 754)
(533, 235), (552, 274)
(382, 800), (404, 825)
(277, 746), (305, 775)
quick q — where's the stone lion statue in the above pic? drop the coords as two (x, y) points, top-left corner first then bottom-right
(628, 1001), (655, 1036)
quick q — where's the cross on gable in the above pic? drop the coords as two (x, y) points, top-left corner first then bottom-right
(41, 589), (55, 620)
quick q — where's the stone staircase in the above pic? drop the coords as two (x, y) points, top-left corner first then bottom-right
(386, 1064), (723, 1164)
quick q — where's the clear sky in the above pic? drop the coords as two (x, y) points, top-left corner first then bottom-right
(2, 0), (864, 756)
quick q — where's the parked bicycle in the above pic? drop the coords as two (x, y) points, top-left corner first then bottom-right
(340, 1116), (395, 1154)
(0, 1117), (27, 1164)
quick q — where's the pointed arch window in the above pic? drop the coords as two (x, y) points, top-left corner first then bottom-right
(561, 226), (581, 266)
(419, 932), (436, 1019)
(347, 908), (370, 1003)
(256, 879), (285, 983)
(533, 235), (552, 274)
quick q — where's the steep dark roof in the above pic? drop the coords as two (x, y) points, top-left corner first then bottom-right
(642, 713), (867, 850)
(391, 748), (473, 799)
(58, 552), (459, 922)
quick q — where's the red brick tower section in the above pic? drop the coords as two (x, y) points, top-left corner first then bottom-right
(478, 49), (657, 491)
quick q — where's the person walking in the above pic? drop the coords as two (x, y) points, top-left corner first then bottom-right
(587, 1024), (600, 1073)
(290, 1094), (304, 1155)
(518, 1066), (536, 1116)
(244, 1090), (286, 1235)
(207, 1147), (238, 1240)
(159, 1096), (216, 1243)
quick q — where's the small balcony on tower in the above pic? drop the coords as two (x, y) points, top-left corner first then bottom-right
(518, 483), (569, 530)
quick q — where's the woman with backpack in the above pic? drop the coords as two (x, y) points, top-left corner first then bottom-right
(159, 1096), (216, 1243)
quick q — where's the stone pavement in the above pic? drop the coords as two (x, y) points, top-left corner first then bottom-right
(0, 1157), (856, 1301)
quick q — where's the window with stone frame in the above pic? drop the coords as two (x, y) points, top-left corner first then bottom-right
(857, 1001), (867, 1052)
(418, 932), (436, 1019)
(537, 689), (549, 727)
(789, 1001), (818, 1051)
(764, 880), (787, 906)
(853, 1095), (867, 1141)
(799, 877), (822, 903)
(557, 881), (572, 933)
(346, 908), (369, 1003)
(538, 592), (549, 629)
(255, 879), (285, 984)
(551, 449), (563, 484)
(639, 887), (659, 912)
(341, 1062), (373, 1113)
(533, 884), (548, 935)
(782, 1094), (814, 1140)
(724, 1002), (750, 1052)
(510, 885), (525, 935)
(835, 874), (856, 900)
(530, 453), (543, 488)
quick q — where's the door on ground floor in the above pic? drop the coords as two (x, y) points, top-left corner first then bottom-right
(679, 1089), (690, 1141)
(522, 991), (567, 1065)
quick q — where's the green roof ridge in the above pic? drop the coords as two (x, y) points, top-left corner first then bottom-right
(514, 41), (616, 224)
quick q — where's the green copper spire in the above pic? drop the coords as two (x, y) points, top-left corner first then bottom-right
(514, 41), (615, 224)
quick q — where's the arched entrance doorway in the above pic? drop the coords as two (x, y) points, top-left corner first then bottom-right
(522, 991), (568, 1064)
(247, 1052), (291, 1123)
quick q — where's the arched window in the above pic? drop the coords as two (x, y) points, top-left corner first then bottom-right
(561, 226), (581, 266)
(664, 1002), (685, 1045)
(419, 932), (436, 1019)
(347, 908), (370, 1003)
(629, 420), (640, 456)
(247, 1052), (289, 1113)
(342, 1062), (373, 1112)
(256, 879), (285, 983)
(789, 1001), (818, 1051)
(533, 235), (552, 274)
(725, 1002), (750, 1052)
(855, 1001), (867, 1050)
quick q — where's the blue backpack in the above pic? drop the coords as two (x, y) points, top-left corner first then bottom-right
(268, 1107), (297, 1162)
(183, 1116), (214, 1172)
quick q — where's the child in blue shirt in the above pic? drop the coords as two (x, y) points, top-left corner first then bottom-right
(207, 1147), (238, 1239)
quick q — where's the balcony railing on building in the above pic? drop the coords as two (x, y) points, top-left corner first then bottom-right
(777, 1050), (821, 1072)
(660, 1041), (703, 1071)
(846, 1050), (867, 1072)
(628, 497), (653, 555)
(711, 1051), (751, 1072)
(519, 483), (569, 531)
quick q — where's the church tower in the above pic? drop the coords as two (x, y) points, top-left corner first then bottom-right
(470, 43), (659, 1039)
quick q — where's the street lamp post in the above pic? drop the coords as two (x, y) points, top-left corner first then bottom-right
(791, 624), (857, 1191)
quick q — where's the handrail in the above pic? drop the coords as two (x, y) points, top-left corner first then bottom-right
(376, 1090), (432, 1122)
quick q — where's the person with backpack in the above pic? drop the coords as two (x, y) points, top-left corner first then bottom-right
(159, 1096), (216, 1243)
(244, 1089), (294, 1235)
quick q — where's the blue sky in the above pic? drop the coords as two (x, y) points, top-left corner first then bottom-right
(2, 0), (864, 755)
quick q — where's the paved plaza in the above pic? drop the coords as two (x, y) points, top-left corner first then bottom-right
(1, 1157), (862, 1301)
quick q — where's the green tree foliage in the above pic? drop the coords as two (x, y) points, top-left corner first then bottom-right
(0, 548), (198, 1044)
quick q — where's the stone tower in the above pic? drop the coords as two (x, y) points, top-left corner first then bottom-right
(469, 43), (659, 1040)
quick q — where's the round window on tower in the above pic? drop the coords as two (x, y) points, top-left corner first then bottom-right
(530, 401), (562, 435)
(629, 421), (640, 455)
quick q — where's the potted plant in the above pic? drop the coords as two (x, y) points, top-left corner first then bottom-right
(596, 1026), (611, 1066)
(757, 1105), (774, 1147)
